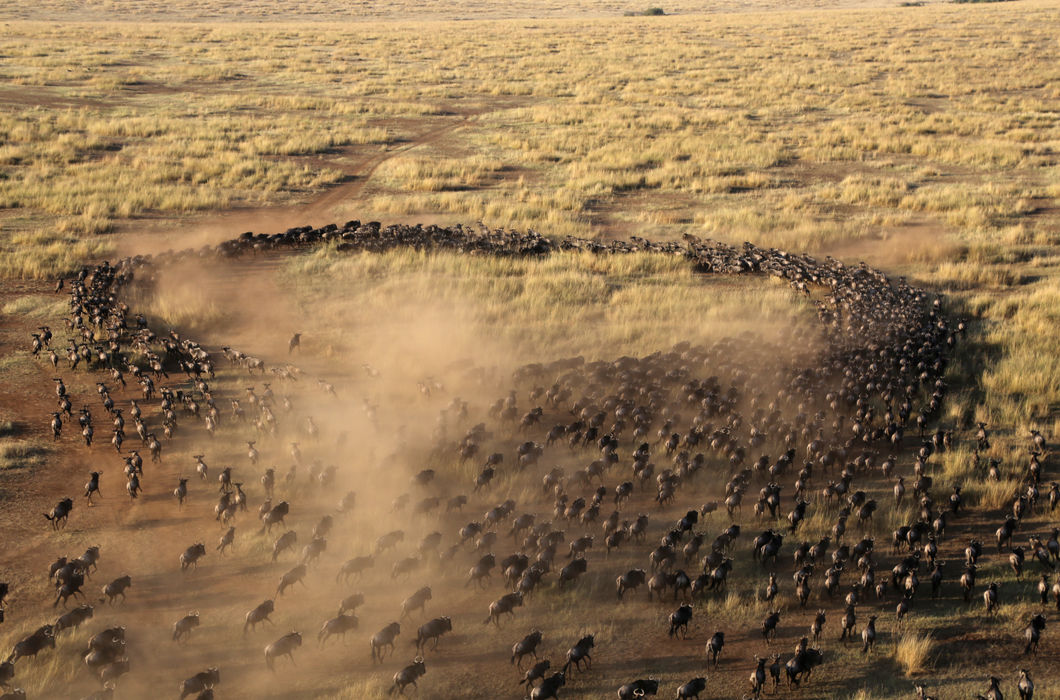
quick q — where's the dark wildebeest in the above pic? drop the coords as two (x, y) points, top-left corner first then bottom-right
(512, 629), (544, 668)
(264, 631), (302, 670)
(181, 543), (207, 571)
(43, 497), (74, 529)
(414, 617), (452, 651)
(371, 622), (401, 663)
(244, 600), (275, 635)
(272, 531), (298, 562)
(484, 592), (524, 626)
(179, 668), (220, 699)
(276, 565), (307, 597)
(530, 672), (566, 700)
(389, 657), (426, 696)
(7, 625), (55, 663)
(55, 604), (94, 634)
(618, 679), (659, 699)
(676, 677), (707, 699)
(173, 613), (200, 642)
(519, 659), (551, 694)
(617, 569), (648, 600)
(562, 634), (594, 675)
(337, 555), (374, 583)
(100, 575), (131, 604)
(401, 586), (432, 618)
(706, 631), (724, 667)
(669, 603), (693, 639)
(339, 592), (365, 616)
(1024, 613), (1047, 654)
(785, 647), (824, 687)
(317, 613), (359, 646)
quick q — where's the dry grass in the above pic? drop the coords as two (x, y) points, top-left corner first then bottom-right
(895, 632), (935, 676)
(0, 1), (1055, 276)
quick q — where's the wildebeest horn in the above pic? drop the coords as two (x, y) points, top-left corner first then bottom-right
(414, 655), (423, 663)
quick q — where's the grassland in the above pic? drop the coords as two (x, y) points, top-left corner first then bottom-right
(0, 1), (1059, 697)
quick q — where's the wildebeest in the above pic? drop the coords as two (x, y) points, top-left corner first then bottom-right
(617, 569), (648, 600)
(181, 543), (207, 571)
(7, 625), (55, 663)
(401, 586), (433, 618)
(519, 659), (551, 694)
(371, 622), (401, 662)
(1024, 613), (1046, 654)
(43, 497), (74, 529)
(390, 657), (426, 695)
(317, 613), (359, 646)
(668, 603), (693, 639)
(1018, 668), (1034, 700)
(173, 612), (200, 642)
(512, 629), (543, 668)
(785, 646), (824, 687)
(261, 501), (290, 534)
(276, 564), (307, 597)
(979, 676), (1003, 700)
(531, 672), (566, 700)
(55, 604), (94, 634)
(339, 592), (365, 616)
(706, 630), (724, 667)
(179, 668), (220, 699)
(618, 678), (659, 699)
(414, 617), (452, 652)
(0, 660), (13, 687)
(485, 592), (524, 626)
(264, 631), (302, 670)
(562, 634), (594, 675)
(337, 555), (374, 583)
(217, 526), (236, 555)
(244, 600), (275, 635)
(676, 677), (707, 699)
(762, 610), (780, 643)
(100, 575), (131, 604)
(84, 471), (102, 504)
(272, 531), (298, 562)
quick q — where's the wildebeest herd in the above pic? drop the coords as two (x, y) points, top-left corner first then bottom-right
(1, 221), (1054, 699)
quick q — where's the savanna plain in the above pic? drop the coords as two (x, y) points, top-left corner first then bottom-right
(0, 0), (1059, 698)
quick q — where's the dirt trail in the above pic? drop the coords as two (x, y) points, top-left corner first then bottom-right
(115, 105), (506, 259)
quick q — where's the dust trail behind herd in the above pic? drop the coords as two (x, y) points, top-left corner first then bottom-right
(3, 247), (826, 699)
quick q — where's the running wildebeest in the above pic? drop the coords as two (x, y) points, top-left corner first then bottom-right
(180, 668), (220, 699)
(414, 617), (452, 652)
(317, 613), (359, 646)
(181, 543), (207, 571)
(244, 600), (275, 635)
(618, 679), (659, 699)
(676, 677), (707, 699)
(264, 631), (302, 670)
(531, 672), (566, 700)
(484, 592), (523, 626)
(512, 630), (543, 668)
(173, 612), (200, 642)
(706, 630), (724, 667)
(276, 564), (307, 597)
(562, 634), (594, 675)
(401, 586), (432, 618)
(371, 622), (402, 663)
(7, 625), (55, 663)
(668, 603), (693, 639)
(100, 575), (131, 604)
(43, 497), (74, 529)
(389, 657), (426, 696)
(55, 604), (94, 634)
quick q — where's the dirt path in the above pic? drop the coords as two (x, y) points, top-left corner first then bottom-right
(114, 102), (519, 258)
